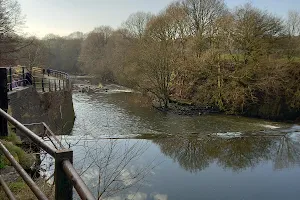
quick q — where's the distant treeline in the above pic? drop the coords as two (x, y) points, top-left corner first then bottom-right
(1, 0), (300, 120)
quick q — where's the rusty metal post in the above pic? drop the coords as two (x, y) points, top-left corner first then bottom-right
(54, 149), (73, 200)
(0, 68), (8, 137)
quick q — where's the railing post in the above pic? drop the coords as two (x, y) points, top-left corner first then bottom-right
(55, 80), (57, 91)
(8, 67), (12, 91)
(42, 78), (45, 92)
(22, 67), (26, 86)
(54, 149), (73, 200)
(49, 79), (51, 92)
(59, 79), (61, 90)
(0, 68), (8, 137)
(32, 77), (36, 88)
(66, 78), (70, 91)
(62, 79), (65, 90)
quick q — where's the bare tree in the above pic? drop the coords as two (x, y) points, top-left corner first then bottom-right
(182, 0), (226, 35)
(0, 0), (26, 65)
(134, 12), (183, 109)
(17, 37), (47, 70)
(123, 12), (153, 39)
(231, 3), (283, 64)
(79, 27), (116, 82)
(287, 10), (300, 36)
(284, 10), (300, 60)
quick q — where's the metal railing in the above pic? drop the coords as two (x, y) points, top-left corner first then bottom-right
(0, 67), (96, 200)
(4, 66), (71, 93)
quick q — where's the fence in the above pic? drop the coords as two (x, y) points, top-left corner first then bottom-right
(4, 66), (70, 93)
(0, 67), (96, 200)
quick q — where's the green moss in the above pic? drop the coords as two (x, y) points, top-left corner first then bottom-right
(9, 180), (27, 192)
(5, 132), (22, 145)
(0, 141), (35, 170)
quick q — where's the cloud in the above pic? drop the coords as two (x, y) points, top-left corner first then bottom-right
(103, 196), (122, 200)
(152, 193), (168, 200)
(127, 192), (147, 200)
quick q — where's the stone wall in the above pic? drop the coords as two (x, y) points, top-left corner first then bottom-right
(8, 87), (75, 137)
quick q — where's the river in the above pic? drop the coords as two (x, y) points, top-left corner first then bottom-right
(50, 89), (300, 200)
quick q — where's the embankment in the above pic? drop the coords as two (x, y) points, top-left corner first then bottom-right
(8, 87), (75, 136)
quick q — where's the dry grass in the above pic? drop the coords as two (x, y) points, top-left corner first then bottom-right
(0, 178), (54, 200)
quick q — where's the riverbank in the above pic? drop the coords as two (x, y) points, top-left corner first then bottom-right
(71, 81), (299, 122)
(153, 98), (219, 116)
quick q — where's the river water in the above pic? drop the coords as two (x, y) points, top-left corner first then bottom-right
(54, 90), (300, 200)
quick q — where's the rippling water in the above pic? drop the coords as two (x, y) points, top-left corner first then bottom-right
(50, 92), (300, 200)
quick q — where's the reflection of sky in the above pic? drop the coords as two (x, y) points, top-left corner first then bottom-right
(42, 134), (300, 200)
(40, 93), (300, 200)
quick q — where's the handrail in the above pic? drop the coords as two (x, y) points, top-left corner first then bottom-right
(0, 107), (96, 200)
(0, 109), (56, 156)
(23, 122), (65, 150)
(0, 175), (17, 200)
(63, 160), (96, 200)
(0, 67), (96, 199)
(0, 141), (49, 200)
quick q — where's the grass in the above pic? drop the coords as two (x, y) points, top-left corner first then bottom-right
(0, 178), (54, 200)
(0, 121), (33, 169)
(0, 140), (35, 169)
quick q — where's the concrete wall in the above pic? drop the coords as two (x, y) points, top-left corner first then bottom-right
(8, 87), (75, 137)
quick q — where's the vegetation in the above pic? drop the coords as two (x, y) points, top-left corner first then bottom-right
(2, 0), (300, 120)
(0, 178), (54, 200)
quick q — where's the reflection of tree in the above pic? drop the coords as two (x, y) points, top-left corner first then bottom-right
(153, 137), (213, 172)
(152, 135), (300, 172)
(274, 135), (300, 170)
(216, 137), (273, 171)
(68, 138), (154, 200)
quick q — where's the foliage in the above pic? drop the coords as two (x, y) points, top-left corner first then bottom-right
(2, 0), (300, 119)
(0, 140), (35, 169)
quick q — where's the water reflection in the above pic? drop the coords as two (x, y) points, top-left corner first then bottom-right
(274, 132), (300, 169)
(152, 133), (300, 173)
(67, 92), (300, 199)
(72, 92), (286, 137)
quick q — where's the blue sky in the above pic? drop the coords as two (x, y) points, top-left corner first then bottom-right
(18, 0), (300, 38)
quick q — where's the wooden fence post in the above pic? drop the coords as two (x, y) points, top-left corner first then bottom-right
(0, 68), (8, 137)
(55, 149), (73, 200)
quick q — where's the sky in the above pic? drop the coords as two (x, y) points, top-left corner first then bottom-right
(18, 0), (300, 38)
